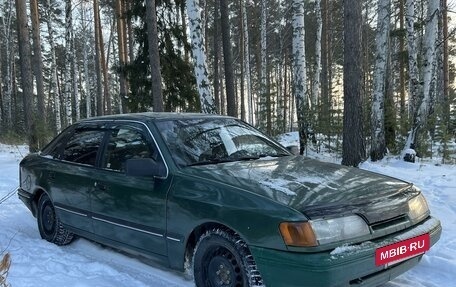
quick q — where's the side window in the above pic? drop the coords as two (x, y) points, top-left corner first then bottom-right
(62, 130), (105, 166)
(41, 128), (73, 158)
(103, 127), (154, 172)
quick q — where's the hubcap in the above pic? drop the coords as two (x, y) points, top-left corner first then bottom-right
(42, 204), (55, 233)
(206, 249), (242, 287)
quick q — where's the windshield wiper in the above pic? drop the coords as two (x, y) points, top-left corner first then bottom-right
(231, 155), (260, 161)
(187, 153), (289, 167)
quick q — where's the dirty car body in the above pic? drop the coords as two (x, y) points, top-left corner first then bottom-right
(18, 113), (441, 287)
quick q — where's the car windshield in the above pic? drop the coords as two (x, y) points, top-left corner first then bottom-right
(155, 118), (289, 167)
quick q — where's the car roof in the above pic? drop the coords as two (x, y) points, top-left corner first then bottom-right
(78, 112), (232, 123)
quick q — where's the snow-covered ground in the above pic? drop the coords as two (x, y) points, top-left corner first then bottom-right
(0, 142), (455, 287)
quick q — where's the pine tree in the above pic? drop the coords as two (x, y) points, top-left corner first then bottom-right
(342, 0), (365, 167)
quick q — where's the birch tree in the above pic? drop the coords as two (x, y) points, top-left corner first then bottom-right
(94, 3), (110, 115)
(370, 0), (391, 161)
(81, 3), (92, 118)
(44, 0), (61, 132)
(292, 0), (308, 154)
(404, 0), (440, 153)
(311, 0), (322, 117)
(259, 0), (268, 131)
(442, 0), (450, 127)
(186, 0), (216, 114)
(241, 0), (253, 124)
(64, 0), (74, 126)
(405, 0), (420, 121)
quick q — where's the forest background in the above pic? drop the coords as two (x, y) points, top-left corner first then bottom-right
(0, 0), (455, 167)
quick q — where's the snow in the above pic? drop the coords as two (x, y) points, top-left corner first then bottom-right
(1, 142), (455, 286)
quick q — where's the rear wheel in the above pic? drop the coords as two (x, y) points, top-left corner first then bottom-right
(37, 193), (74, 246)
(193, 229), (263, 287)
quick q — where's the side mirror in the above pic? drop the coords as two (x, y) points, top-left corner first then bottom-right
(125, 158), (167, 178)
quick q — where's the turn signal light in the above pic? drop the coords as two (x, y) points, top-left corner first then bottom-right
(279, 222), (318, 247)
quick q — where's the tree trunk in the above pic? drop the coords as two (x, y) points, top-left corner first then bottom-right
(399, 0), (407, 135)
(1, 0), (14, 130)
(259, 0), (268, 131)
(64, 0), (73, 126)
(241, 0), (253, 125)
(220, 0), (236, 117)
(116, 0), (128, 114)
(292, 0), (308, 154)
(186, 0), (216, 114)
(370, 0), (391, 161)
(30, 0), (46, 133)
(213, 0), (221, 113)
(312, 0), (322, 124)
(45, 0), (61, 132)
(342, 0), (365, 167)
(180, 0), (190, 62)
(94, 0), (104, 116)
(72, 39), (80, 121)
(239, 6), (245, 121)
(15, 0), (37, 151)
(404, 0), (440, 154)
(99, 12), (111, 115)
(405, 0), (420, 122)
(442, 0), (450, 127)
(81, 4), (92, 118)
(126, 0), (135, 65)
(146, 0), (164, 112)
(321, 0), (330, 146)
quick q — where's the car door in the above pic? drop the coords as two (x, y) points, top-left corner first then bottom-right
(48, 125), (107, 234)
(90, 122), (169, 257)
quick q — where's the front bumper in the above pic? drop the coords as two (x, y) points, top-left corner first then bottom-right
(251, 216), (441, 287)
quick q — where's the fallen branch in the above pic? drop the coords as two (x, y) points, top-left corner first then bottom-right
(0, 253), (11, 287)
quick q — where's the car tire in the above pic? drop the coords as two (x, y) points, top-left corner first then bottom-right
(37, 193), (74, 246)
(193, 228), (263, 287)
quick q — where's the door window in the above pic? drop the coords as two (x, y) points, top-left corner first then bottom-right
(103, 127), (154, 172)
(62, 130), (105, 166)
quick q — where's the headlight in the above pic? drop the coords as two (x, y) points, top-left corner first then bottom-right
(408, 194), (429, 222)
(279, 215), (370, 247)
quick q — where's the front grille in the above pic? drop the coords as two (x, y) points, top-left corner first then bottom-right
(370, 215), (408, 231)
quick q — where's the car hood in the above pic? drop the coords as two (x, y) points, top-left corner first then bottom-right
(184, 156), (418, 224)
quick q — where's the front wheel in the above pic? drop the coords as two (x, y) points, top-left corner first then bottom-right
(193, 229), (263, 287)
(37, 193), (74, 246)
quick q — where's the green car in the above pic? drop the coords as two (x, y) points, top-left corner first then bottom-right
(18, 113), (441, 287)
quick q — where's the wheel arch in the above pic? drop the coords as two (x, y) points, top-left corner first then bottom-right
(185, 221), (264, 286)
(183, 221), (238, 272)
(30, 188), (47, 217)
